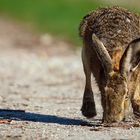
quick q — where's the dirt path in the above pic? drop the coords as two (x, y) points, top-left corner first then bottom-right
(0, 18), (140, 140)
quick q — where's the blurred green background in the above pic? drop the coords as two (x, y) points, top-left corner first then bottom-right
(0, 0), (139, 45)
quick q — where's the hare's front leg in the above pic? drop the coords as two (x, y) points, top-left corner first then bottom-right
(131, 85), (140, 117)
(81, 46), (97, 118)
(130, 66), (140, 117)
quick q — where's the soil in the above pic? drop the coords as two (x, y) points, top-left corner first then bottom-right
(0, 18), (140, 140)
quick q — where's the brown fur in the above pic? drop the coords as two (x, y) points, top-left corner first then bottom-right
(129, 64), (140, 116)
(111, 48), (123, 71)
(80, 6), (140, 123)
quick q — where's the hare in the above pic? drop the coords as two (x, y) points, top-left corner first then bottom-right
(79, 6), (140, 123)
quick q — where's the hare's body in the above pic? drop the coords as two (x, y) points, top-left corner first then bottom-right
(79, 7), (140, 123)
(80, 7), (140, 71)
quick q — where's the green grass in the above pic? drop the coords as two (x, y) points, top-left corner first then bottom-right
(0, 0), (139, 45)
(0, 0), (106, 45)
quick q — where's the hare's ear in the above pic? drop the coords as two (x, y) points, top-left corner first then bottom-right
(92, 34), (113, 77)
(120, 38), (140, 78)
(130, 39), (140, 72)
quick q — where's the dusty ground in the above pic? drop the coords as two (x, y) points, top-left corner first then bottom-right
(0, 18), (140, 140)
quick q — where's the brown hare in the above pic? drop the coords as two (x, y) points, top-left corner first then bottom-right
(79, 6), (140, 123)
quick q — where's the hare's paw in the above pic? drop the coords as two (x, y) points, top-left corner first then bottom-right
(81, 98), (97, 118)
(132, 99), (140, 117)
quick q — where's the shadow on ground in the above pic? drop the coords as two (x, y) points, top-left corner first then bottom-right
(0, 109), (93, 126)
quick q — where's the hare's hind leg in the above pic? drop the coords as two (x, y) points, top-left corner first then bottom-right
(81, 46), (97, 118)
(130, 66), (140, 117)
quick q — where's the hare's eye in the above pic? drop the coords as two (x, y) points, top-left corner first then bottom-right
(125, 92), (129, 99)
(125, 96), (129, 100)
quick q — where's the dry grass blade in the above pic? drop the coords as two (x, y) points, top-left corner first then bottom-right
(0, 119), (11, 124)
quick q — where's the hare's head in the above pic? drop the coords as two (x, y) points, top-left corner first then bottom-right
(104, 71), (128, 123)
(92, 34), (140, 123)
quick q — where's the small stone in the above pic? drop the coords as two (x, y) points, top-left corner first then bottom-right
(0, 96), (3, 101)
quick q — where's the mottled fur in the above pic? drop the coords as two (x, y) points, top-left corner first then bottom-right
(79, 6), (140, 123)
